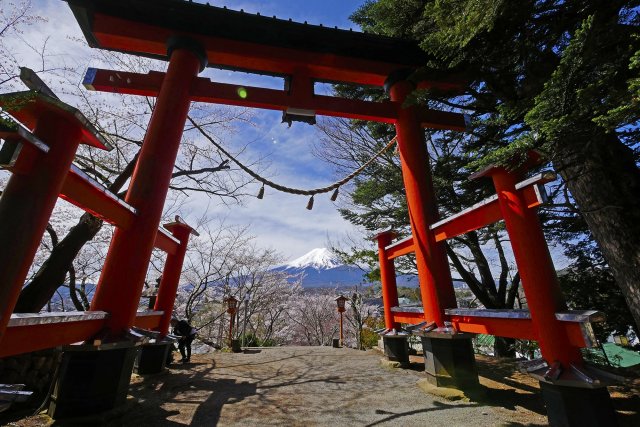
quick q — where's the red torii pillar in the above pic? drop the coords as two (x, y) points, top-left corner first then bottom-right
(154, 220), (196, 336)
(386, 76), (457, 326)
(484, 165), (616, 426)
(91, 41), (206, 337)
(489, 168), (582, 367)
(385, 74), (478, 389)
(375, 230), (400, 331)
(0, 95), (106, 342)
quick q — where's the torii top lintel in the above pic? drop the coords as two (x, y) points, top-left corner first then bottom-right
(65, 0), (456, 88)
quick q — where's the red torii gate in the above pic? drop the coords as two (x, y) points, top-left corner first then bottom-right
(0, 0), (617, 424)
(0, 77), (197, 355)
(0, 0), (464, 417)
(65, 0), (467, 345)
(0, 65), (198, 415)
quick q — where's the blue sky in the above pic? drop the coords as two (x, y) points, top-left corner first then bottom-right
(19, 0), (370, 261)
(189, 0), (370, 259)
(204, 0), (364, 28)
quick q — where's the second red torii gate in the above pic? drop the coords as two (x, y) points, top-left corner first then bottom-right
(0, 83), (196, 356)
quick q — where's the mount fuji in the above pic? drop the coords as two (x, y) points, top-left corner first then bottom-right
(275, 248), (369, 288)
(284, 248), (342, 270)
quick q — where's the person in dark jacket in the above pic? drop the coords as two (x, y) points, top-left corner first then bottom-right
(170, 318), (197, 363)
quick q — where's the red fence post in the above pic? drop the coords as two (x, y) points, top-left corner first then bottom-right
(387, 77), (457, 326)
(490, 168), (582, 367)
(91, 43), (204, 336)
(0, 112), (82, 342)
(375, 230), (401, 330)
(154, 222), (194, 336)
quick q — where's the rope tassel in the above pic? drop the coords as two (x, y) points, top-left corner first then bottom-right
(257, 185), (265, 199)
(306, 195), (314, 210)
(330, 187), (339, 201)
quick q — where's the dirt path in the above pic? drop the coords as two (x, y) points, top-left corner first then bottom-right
(4, 346), (638, 426)
(125, 347), (546, 426)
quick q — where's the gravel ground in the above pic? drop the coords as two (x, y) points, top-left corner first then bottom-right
(123, 346), (545, 426)
(5, 345), (638, 426)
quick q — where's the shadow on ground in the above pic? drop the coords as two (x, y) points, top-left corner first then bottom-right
(609, 385), (640, 426)
(474, 356), (547, 416)
(365, 401), (481, 427)
(474, 355), (640, 426)
(4, 347), (637, 426)
(123, 365), (258, 426)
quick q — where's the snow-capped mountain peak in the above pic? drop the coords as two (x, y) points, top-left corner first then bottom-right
(284, 248), (341, 270)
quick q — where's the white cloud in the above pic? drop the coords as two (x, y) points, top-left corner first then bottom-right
(180, 148), (355, 261)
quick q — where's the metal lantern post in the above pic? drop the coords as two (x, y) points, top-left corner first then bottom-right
(335, 295), (348, 347)
(224, 296), (238, 348)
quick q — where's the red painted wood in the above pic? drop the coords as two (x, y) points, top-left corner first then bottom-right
(0, 318), (104, 358)
(433, 203), (502, 243)
(60, 168), (134, 228)
(389, 80), (457, 326)
(392, 311), (427, 324)
(385, 238), (415, 260)
(90, 13), (463, 89)
(133, 313), (163, 330)
(60, 168), (179, 254)
(385, 184), (547, 259)
(91, 48), (201, 336)
(0, 312), (164, 357)
(449, 316), (537, 340)
(491, 169), (582, 367)
(2, 94), (108, 150)
(0, 113), (82, 342)
(153, 231), (179, 256)
(154, 223), (193, 336)
(376, 231), (401, 330)
(449, 315), (589, 348)
(85, 68), (467, 128)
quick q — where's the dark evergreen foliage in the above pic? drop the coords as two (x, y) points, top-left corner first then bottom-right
(342, 0), (640, 334)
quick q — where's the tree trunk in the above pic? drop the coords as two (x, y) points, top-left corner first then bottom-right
(447, 242), (521, 358)
(13, 213), (103, 312)
(14, 152), (139, 313)
(67, 265), (85, 311)
(553, 131), (640, 332)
